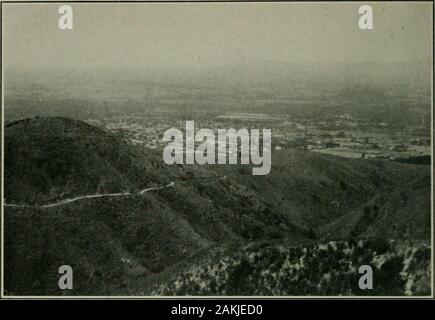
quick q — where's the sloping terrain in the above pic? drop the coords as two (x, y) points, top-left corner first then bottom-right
(151, 240), (431, 296)
(5, 117), (166, 204)
(320, 175), (431, 240)
(3, 117), (431, 295)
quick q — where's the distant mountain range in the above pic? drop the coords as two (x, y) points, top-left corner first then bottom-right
(4, 117), (431, 296)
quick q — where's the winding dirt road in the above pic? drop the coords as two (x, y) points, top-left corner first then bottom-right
(4, 182), (175, 209)
(4, 175), (227, 210)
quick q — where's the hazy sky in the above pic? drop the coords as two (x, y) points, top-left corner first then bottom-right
(2, 2), (433, 70)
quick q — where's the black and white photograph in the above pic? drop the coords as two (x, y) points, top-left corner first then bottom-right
(1, 1), (433, 298)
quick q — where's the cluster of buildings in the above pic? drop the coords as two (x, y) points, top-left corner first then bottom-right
(86, 111), (430, 162)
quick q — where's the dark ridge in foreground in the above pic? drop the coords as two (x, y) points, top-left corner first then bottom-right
(4, 117), (431, 296)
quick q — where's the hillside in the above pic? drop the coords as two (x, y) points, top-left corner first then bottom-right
(151, 239), (431, 296)
(4, 117), (431, 295)
(320, 175), (431, 240)
(5, 117), (166, 204)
